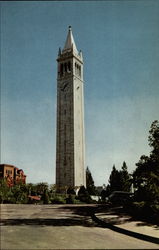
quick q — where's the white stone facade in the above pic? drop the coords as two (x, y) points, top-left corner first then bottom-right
(56, 27), (86, 191)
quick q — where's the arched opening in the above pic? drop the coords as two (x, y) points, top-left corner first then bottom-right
(64, 63), (67, 72)
(60, 63), (63, 76)
(68, 61), (71, 72)
(79, 65), (81, 77)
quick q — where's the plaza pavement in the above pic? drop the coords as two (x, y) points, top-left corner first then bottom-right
(0, 204), (159, 249)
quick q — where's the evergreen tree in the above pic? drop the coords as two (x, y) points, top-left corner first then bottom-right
(86, 166), (96, 195)
(109, 165), (122, 192)
(120, 161), (131, 192)
(108, 163), (131, 193)
(133, 120), (159, 203)
(101, 185), (111, 201)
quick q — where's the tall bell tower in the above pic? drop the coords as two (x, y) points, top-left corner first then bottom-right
(56, 26), (86, 191)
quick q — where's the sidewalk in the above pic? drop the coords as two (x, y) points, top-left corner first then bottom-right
(93, 206), (159, 244)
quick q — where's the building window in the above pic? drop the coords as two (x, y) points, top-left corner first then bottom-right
(60, 64), (63, 76)
(79, 66), (81, 77)
(64, 154), (67, 165)
(6, 169), (12, 175)
(64, 140), (66, 149)
(68, 61), (71, 72)
(77, 64), (79, 75)
(64, 124), (66, 136)
(64, 63), (67, 72)
(75, 63), (81, 77)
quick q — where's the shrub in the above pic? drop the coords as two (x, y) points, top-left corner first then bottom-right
(66, 194), (74, 204)
(128, 201), (159, 225)
(78, 186), (92, 203)
(50, 195), (66, 204)
(67, 187), (76, 195)
(42, 190), (49, 204)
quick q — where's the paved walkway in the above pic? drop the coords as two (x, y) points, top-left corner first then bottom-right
(1, 204), (159, 249)
(94, 205), (159, 240)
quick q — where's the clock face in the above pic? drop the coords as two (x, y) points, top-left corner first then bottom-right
(60, 82), (69, 91)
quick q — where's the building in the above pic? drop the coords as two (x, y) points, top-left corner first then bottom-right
(14, 167), (26, 185)
(56, 26), (86, 191)
(0, 164), (26, 186)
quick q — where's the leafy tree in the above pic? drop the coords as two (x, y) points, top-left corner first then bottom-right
(86, 166), (96, 195)
(26, 183), (37, 196)
(49, 184), (57, 193)
(133, 120), (159, 203)
(149, 120), (159, 161)
(36, 182), (48, 195)
(0, 179), (10, 203)
(67, 187), (76, 195)
(78, 185), (92, 203)
(11, 183), (28, 204)
(42, 189), (49, 204)
(66, 194), (74, 204)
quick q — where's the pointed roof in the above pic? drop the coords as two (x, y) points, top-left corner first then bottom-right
(63, 26), (78, 54)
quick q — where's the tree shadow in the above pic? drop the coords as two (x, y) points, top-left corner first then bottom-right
(0, 217), (93, 227)
(1, 204), (159, 245)
(57, 204), (131, 225)
(0, 205), (96, 227)
(91, 213), (159, 245)
(136, 222), (159, 230)
(57, 204), (159, 245)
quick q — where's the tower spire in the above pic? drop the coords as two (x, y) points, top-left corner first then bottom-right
(63, 26), (78, 54)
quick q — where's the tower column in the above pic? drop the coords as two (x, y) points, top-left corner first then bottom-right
(56, 27), (86, 192)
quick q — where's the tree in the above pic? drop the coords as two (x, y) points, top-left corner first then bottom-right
(26, 183), (37, 196)
(120, 161), (131, 192)
(101, 185), (111, 201)
(36, 182), (48, 195)
(149, 120), (159, 161)
(49, 184), (57, 193)
(10, 183), (28, 204)
(78, 185), (92, 203)
(0, 179), (10, 203)
(108, 163), (131, 193)
(108, 165), (122, 192)
(42, 189), (49, 204)
(67, 187), (76, 195)
(133, 120), (159, 203)
(86, 167), (96, 195)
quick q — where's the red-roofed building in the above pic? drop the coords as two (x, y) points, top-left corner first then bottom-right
(0, 164), (27, 186)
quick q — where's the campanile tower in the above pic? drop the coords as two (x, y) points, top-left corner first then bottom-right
(56, 26), (86, 191)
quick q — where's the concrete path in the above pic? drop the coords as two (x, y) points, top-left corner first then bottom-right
(1, 204), (159, 249)
(94, 205), (159, 241)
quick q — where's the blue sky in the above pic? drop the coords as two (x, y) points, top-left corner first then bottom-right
(1, 1), (159, 186)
